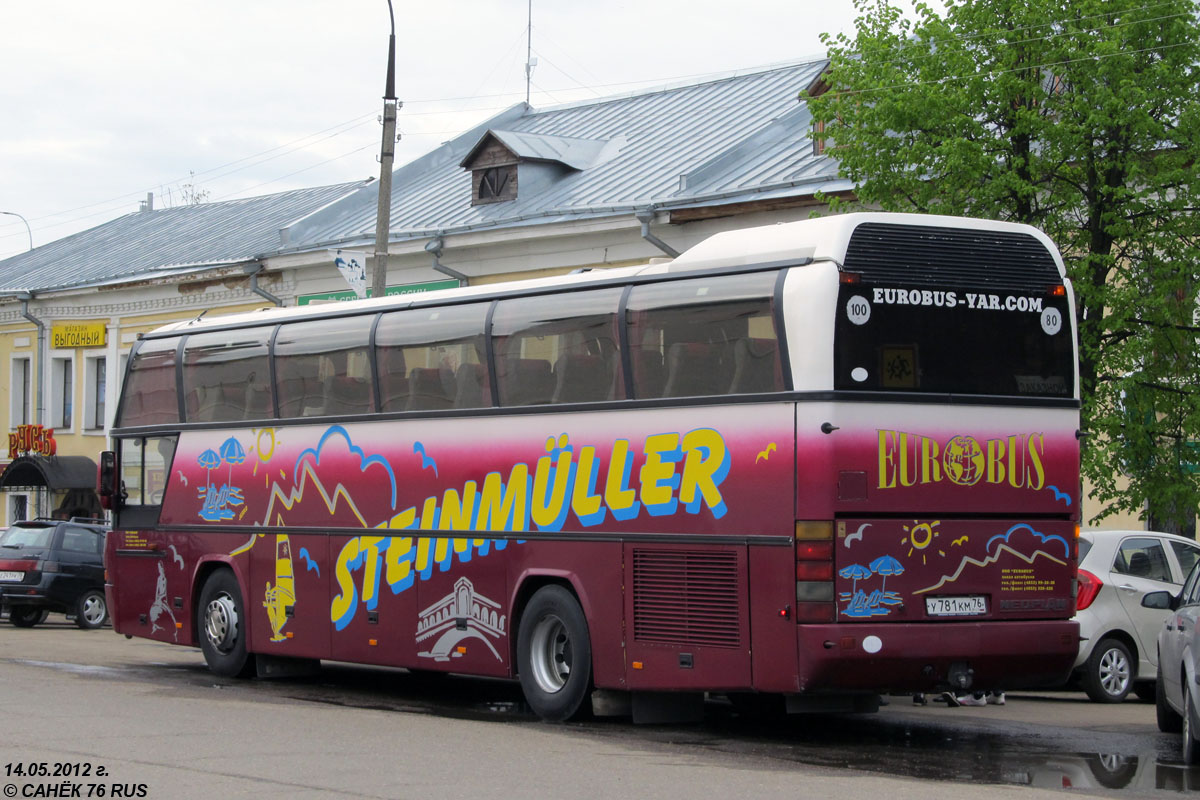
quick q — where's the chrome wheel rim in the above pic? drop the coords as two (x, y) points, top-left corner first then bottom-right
(204, 592), (239, 653)
(1099, 647), (1131, 698)
(529, 613), (571, 694)
(82, 593), (106, 625)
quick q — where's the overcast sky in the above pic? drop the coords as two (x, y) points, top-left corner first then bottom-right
(0, 1), (876, 261)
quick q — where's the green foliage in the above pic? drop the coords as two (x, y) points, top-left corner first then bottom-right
(808, 0), (1200, 532)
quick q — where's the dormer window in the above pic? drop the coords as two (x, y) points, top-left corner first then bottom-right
(460, 129), (608, 208)
(476, 164), (517, 204)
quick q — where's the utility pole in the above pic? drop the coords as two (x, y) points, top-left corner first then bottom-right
(372, 0), (399, 299)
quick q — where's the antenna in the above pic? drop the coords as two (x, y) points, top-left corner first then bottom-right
(524, 0), (535, 105)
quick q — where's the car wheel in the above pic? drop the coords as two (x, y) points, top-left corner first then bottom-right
(1157, 661), (1183, 733)
(74, 589), (109, 629)
(1083, 637), (1133, 703)
(1184, 684), (1200, 765)
(197, 569), (255, 678)
(517, 585), (592, 722)
(8, 606), (48, 628)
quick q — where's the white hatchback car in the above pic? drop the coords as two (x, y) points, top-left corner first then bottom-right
(1072, 529), (1200, 702)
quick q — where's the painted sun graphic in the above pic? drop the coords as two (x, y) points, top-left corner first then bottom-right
(900, 520), (945, 565)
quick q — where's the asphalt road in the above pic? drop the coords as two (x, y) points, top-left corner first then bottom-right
(1, 618), (1198, 799)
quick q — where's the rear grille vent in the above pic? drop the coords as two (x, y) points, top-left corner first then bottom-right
(843, 222), (1061, 291)
(632, 549), (741, 648)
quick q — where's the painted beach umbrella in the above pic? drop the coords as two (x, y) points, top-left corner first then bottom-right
(869, 554), (905, 595)
(197, 449), (221, 470)
(219, 436), (247, 465)
(839, 563), (872, 595)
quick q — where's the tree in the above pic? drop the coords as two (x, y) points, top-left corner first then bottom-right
(807, 0), (1200, 535)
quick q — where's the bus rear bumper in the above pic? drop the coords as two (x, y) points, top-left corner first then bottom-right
(796, 619), (1079, 693)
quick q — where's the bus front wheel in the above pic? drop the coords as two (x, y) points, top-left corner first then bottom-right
(517, 585), (592, 722)
(197, 569), (255, 678)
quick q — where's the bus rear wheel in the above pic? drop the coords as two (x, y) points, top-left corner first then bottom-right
(517, 585), (592, 722)
(197, 569), (255, 678)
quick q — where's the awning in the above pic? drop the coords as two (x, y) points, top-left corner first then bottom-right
(0, 455), (98, 491)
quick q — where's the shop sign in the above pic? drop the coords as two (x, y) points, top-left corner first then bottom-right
(51, 321), (107, 348)
(8, 424), (57, 459)
(298, 279), (460, 306)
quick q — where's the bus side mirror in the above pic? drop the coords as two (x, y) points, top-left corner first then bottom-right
(98, 450), (121, 510)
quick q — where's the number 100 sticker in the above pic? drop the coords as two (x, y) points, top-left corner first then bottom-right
(847, 296), (871, 325)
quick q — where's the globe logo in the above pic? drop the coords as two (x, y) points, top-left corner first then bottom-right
(942, 435), (984, 486)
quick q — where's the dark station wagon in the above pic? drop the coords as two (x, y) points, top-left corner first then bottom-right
(0, 518), (109, 629)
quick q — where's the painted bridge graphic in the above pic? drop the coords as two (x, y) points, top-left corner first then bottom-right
(416, 577), (506, 662)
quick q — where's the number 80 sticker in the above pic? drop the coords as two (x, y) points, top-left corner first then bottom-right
(846, 296), (871, 326)
(1041, 307), (1063, 335)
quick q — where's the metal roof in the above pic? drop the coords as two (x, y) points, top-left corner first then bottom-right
(286, 59), (838, 248)
(0, 181), (368, 294)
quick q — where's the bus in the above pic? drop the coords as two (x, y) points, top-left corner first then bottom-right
(100, 212), (1081, 722)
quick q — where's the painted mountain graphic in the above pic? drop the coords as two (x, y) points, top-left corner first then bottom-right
(913, 543), (1066, 595)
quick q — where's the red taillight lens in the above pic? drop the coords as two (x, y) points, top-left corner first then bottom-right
(796, 561), (834, 581)
(1075, 568), (1102, 611)
(796, 541), (833, 561)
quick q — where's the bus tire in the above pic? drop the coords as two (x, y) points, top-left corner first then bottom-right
(197, 569), (255, 678)
(1082, 637), (1132, 703)
(517, 585), (592, 722)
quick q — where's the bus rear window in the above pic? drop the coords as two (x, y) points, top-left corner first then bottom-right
(835, 284), (1073, 397)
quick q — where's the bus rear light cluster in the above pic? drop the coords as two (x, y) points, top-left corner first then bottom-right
(795, 521), (836, 622)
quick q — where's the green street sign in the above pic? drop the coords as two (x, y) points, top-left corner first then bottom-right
(298, 279), (460, 305)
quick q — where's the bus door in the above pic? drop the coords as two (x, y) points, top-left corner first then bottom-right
(622, 542), (752, 690)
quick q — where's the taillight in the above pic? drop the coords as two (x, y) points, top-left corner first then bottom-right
(1075, 568), (1102, 611)
(37, 560), (60, 573)
(795, 521), (835, 622)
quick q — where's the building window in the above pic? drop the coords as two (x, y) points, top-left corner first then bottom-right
(10, 357), (31, 426)
(9, 495), (28, 523)
(813, 118), (826, 156)
(51, 356), (74, 430)
(85, 355), (107, 430)
(472, 164), (517, 205)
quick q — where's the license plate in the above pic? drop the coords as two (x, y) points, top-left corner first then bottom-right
(925, 596), (987, 616)
(0, 571), (24, 582)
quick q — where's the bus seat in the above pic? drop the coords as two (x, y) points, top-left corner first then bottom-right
(728, 337), (781, 394)
(325, 376), (372, 415)
(664, 342), (727, 397)
(376, 347), (408, 411)
(407, 367), (453, 411)
(502, 359), (553, 406)
(454, 363), (488, 409)
(244, 381), (272, 419)
(631, 350), (665, 399)
(552, 354), (611, 403)
(277, 360), (320, 417)
(203, 382), (246, 422)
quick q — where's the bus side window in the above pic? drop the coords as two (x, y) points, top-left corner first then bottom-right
(627, 271), (782, 399)
(117, 338), (181, 427)
(274, 316), (375, 418)
(182, 327), (272, 422)
(375, 303), (490, 412)
(491, 288), (623, 407)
